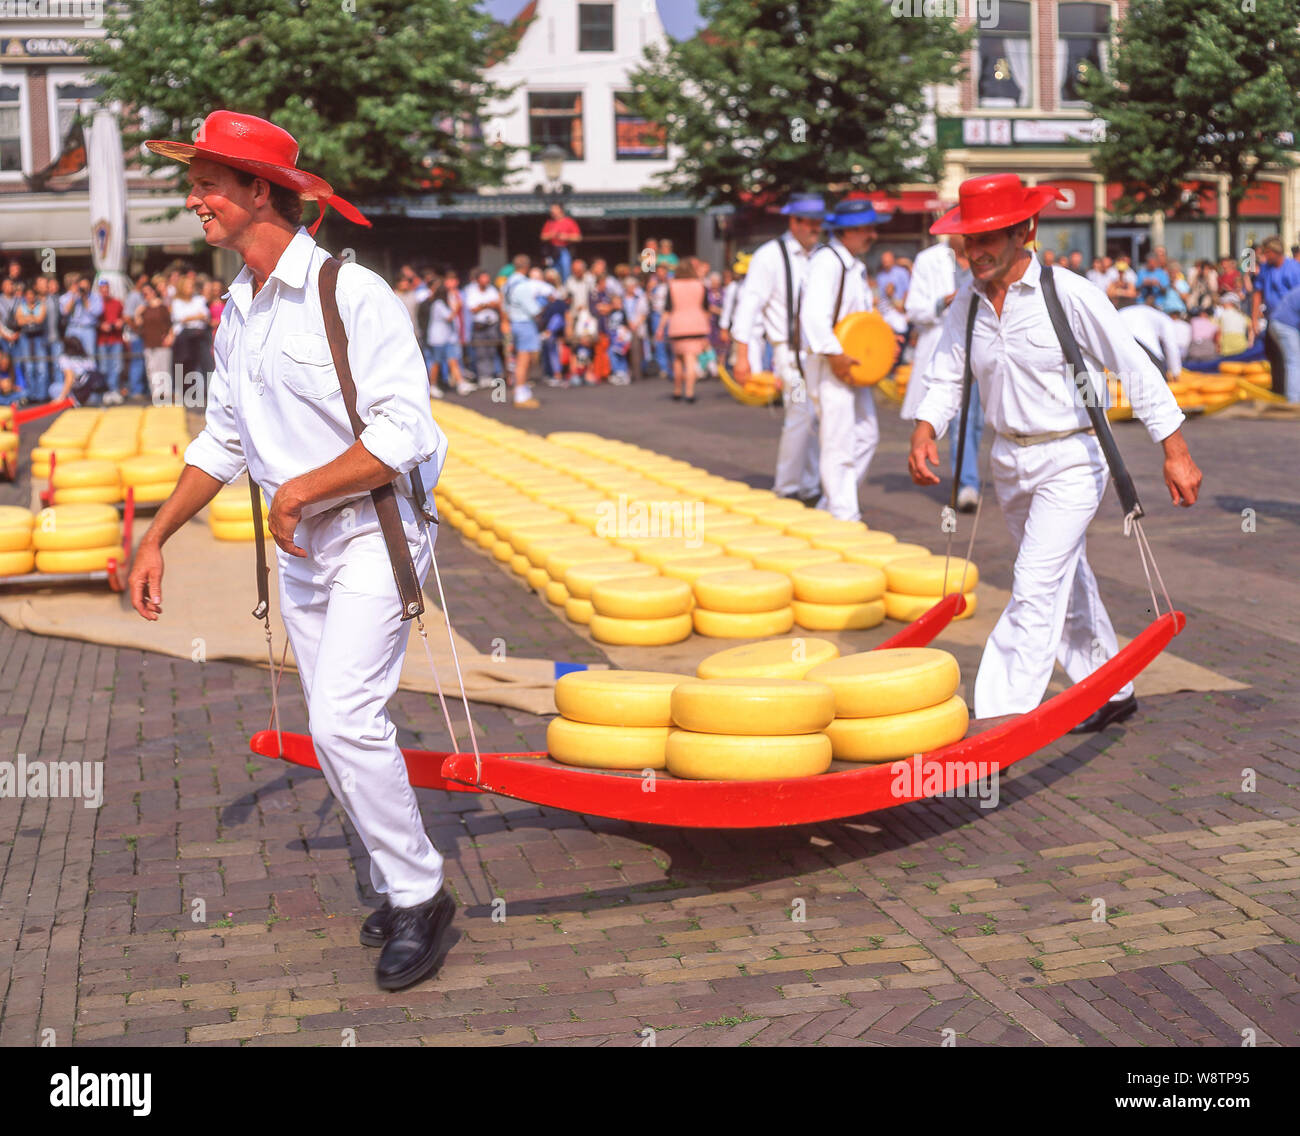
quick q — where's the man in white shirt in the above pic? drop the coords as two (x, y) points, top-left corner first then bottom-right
(800, 195), (889, 521)
(1118, 298), (1183, 379)
(909, 174), (1202, 731)
(128, 111), (454, 990)
(731, 192), (826, 503)
(462, 268), (503, 388)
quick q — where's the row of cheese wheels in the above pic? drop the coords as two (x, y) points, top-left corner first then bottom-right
(546, 644), (967, 779)
(207, 484), (271, 541)
(0, 503), (125, 575)
(33, 405), (190, 482)
(42, 453), (186, 505)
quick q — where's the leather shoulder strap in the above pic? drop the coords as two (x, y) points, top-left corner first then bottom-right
(948, 293), (980, 512)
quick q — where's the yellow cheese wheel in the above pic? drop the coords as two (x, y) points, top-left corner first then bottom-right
(633, 539), (723, 568)
(0, 528), (33, 552)
(806, 647), (961, 718)
(461, 518), (481, 540)
(808, 529), (896, 553)
(35, 503), (118, 527)
(0, 505), (34, 531)
(665, 730), (832, 780)
(660, 554), (752, 583)
(696, 637), (839, 680)
(792, 598), (887, 631)
(554, 669), (687, 727)
(671, 677), (835, 735)
(0, 549), (36, 575)
(475, 527), (497, 549)
(546, 717), (670, 770)
(564, 560), (659, 599)
(492, 539), (514, 562)
(824, 695), (969, 762)
(885, 555), (980, 596)
(884, 590), (977, 622)
(844, 542), (930, 569)
(35, 545), (126, 573)
(518, 526), (595, 564)
(692, 605), (795, 638)
(85, 443), (139, 463)
(701, 521), (769, 546)
(32, 447), (87, 465)
(526, 566), (550, 590)
(750, 547), (841, 574)
(784, 514), (856, 540)
(564, 596), (594, 624)
(545, 543), (634, 581)
(790, 562), (887, 604)
(128, 481), (178, 504)
(119, 454), (184, 486)
(590, 576), (692, 619)
(724, 534), (810, 559)
(32, 519), (121, 551)
(0, 430), (17, 452)
(209, 488), (258, 522)
(50, 459), (120, 489)
(209, 518), (267, 541)
(510, 552), (531, 575)
(589, 612), (694, 646)
(544, 580), (569, 606)
(692, 569), (792, 613)
(730, 498), (810, 521)
(52, 485), (123, 505)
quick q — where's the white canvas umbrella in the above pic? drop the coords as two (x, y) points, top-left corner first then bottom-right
(88, 106), (130, 300)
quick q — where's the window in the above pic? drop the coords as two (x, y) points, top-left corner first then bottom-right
(528, 91), (583, 160)
(977, 1), (1032, 108)
(0, 85), (21, 172)
(578, 4), (614, 52)
(614, 93), (666, 160)
(55, 82), (103, 142)
(1058, 3), (1110, 107)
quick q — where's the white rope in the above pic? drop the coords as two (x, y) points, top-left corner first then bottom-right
(263, 624), (285, 758)
(416, 615), (462, 753)
(1131, 518), (1173, 620)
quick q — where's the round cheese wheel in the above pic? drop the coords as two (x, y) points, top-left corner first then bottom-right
(50, 459), (120, 489)
(510, 553), (531, 576)
(526, 566), (550, 591)
(750, 547), (841, 574)
(546, 717), (670, 770)
(544, 579), (569, 606)
(692, 605), (795, 638)
(844, 542), (930, 569)
(36, 545), (126, 574)
(461, 518), (482, 540)
(554, 670), (686, 727)
(885, 555), (980, 596)
(792, 598), (887, 631)
(806, 647), (961, 718)
(545, 543), (634, 581)
(0, 528), (33, 552)
(784, 514), (855, 540)
(724, 534), (810, 559)
(209, 488), (257, 522)
(666, 730), (832, 780)
(36, 503), (118, 527)
(808, 528), (894, 552)
(701, 522), (769, 546)
(0, 549), (35, 576)
(692, 569), (792, 613)
(492, 539), (515, 562)
(85, 443), (138, 463)
(119, 454), (184, 486)
(589, 612), (694, 646)
(634, 539), (723, 568)
(564, 596), (594, 624)
(0, 430), (17, 452)
(518, 526), (594, 564)
(209, 518), (265, 541)
(128, 481), (178, 504)
(474, 527), (497, 549)
(0, 504), (34, 530)
(696, 637), (839, 680)
(590, 576), (692, 619)
(671, 677), (835, 735)
(825, 695), (969, 762)
(32, 518), (121, 551)
(31, 447), (86, 467)
(53, 485), (123, 505)
(730, 498), (810, 521)
(564, 559), (658, 599)
(790, 562), (887, 604)
(660, 554), (753, 583)
(884, 590), (977, 622)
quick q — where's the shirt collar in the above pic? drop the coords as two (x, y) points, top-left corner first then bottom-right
(973, 251), (1042, 296)
(226, 226), (317, 317)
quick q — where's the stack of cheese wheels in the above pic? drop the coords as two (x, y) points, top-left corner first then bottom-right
(33, 410), (97, 479)
(741, 369), (780, 400)
(0, 422), (16, 468)
(563, 559), (657, 625)
(85, 409), (143, 464)
(696, 636), (840, 680)
(138, 405), (192, 457)
(807, 647), (969, 762)
(543, 539), (633, 609)
(883, 555), (979, 622)
(208, 483), (271, 541)
(0, 505), (35, 576)
(589, 576), (693, 645)
(790, 562), (888, 630)
(691, 569), (794, 638)
(666, 677), (835, 780)
(32, 503), (125, 574)
(119, 453), (185, 504)
(50, 459), (122, 505)
(547, 669), (685, 770)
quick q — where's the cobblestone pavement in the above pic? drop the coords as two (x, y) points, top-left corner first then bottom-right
(2, 375), (1297, 1047)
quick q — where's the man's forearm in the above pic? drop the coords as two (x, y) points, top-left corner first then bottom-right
(140, 464), (225, 549)
(285, 440), (398, 508)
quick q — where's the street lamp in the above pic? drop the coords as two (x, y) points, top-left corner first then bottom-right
(540, 144), (566, 186)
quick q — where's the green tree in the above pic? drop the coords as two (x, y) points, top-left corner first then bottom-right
(1084, 0), (1300, 238)
(89, 0), (523, 203)
(627, 0), (972, 205)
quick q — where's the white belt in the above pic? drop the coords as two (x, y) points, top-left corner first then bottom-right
(997, 426), (1095, 447)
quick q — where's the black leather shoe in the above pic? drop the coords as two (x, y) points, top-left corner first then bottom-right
(374, 890), (456, 991)
(1070, 694), (1138, 734)
(359, 902), (391, 948)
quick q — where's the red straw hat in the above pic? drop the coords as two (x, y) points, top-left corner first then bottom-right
(145, 110), (370, 234)
(930, 174), (1064, 236)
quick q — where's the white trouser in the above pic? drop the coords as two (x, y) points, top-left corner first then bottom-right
(277, 493), (444, 908)
(974, 432), (1134, 719)
(771, 344), (820, 498)
(804, 355), (879, 521)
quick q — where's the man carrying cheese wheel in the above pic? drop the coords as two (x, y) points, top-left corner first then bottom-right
(800, 195), (890, 522)
(908, 174), (1202, 731)
(730, 192), (826, 504)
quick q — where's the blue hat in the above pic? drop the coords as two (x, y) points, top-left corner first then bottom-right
(825, 198), (890, 229)
(779, 193), (826, 217)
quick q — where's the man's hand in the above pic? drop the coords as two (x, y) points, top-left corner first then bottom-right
(828, 352), (859, 382)
(128, 539), (165, 620)
(732, 345), (751, 385)
(1161, 431), (1201, 506)
(908, 421), (942, 485)
(267, 480), (307, 556)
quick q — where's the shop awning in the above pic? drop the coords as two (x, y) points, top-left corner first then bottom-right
(368, 191), (730, 221)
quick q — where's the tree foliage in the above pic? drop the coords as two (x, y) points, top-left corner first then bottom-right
(626, 0), (972, 205)
(1084, 0), (1300, 226)
(89, 0), (523, 200)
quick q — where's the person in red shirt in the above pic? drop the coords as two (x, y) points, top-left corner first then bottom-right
(96, 280), (128, 402)
(540, 203), (581, 281)
(1217, 255), (1247, 300)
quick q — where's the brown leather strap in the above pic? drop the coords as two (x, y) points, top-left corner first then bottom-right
(249, 479), (270, 620)
(318, 257), (425, 621)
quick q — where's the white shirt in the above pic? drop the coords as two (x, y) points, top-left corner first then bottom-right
(731, 231), (815, 347)
(719, 279), (740, 332)
(902, 242), (967, 419)
(426, 295), (457, 347)
(463, 282), (499, 326)
(170, 295), (209, 333)
(800, 238), (872, 356)
(1118, 303), (1183, 374)
(185, 228), (446, 521)
(914, 256), (1184, 445)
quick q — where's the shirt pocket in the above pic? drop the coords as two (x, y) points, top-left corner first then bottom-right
(280, 332), (340, 400)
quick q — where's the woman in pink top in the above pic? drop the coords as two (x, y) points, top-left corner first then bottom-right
(658, 259), (710, 402)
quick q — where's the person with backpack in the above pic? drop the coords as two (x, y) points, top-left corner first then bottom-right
(799, 195), (889, 521)
(907, 174), (1201, 731)
(502, 254), (550, 408)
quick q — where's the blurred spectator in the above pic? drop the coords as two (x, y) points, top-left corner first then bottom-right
(539, 268), (569, 386)
(657, 238), (679, 272)
(60, 274), (102, 356)
(647, 263), (671, 378)
(123, 273), (149, 399)
(1106, 257), (1138, 308)
(1216, 292), (1251, 356)
(1067, 250), (1085, 275)
(1266, 281), (1300, 402)
(1041, 249), (1056, 267)
(660, 258), (710, 402)
(1185, 305), (1220, 362)
(1217, 255), (1246, 299)
(136, 280), (174, 404)
(15, 281), (48, 402)
(1136, 254), (1170, 305)
(502, 254), (550, 408)
(0, 350), (21, 407)
(1086, 256), (1108, 291)
(463, 268), (504, 388)
(540, 203), (582, 280)
(169, 274), (212, 401)
(96, 280), (127, 402)
(425, 270), (466, 398)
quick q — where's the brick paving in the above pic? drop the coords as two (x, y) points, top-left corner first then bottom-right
(1, 376), (1298, 1047)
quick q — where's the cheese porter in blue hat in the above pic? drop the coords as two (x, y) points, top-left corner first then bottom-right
(779, 192), (827, 218)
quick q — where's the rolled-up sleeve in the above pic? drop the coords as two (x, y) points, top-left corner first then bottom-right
(183, 321), (246, 483)
(913, 290), (972, 440)
(338, 265), (444, 476)
(801, 250), (843, 356)
(731, 244), (774, 346)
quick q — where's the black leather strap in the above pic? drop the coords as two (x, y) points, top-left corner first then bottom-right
(775, 237), (805, 379)
(949, 294), (980, 512)
(249, 479), (269, 621)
